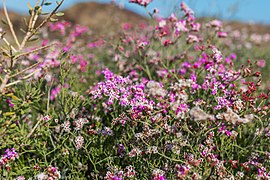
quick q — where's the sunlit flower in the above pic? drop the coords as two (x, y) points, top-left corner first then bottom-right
(129, 0), (152, 6)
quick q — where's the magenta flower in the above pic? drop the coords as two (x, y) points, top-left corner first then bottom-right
(152, 169), (166, 180)
(129, 0), (152, 6)
(217, 31), (228, 38)
(48, 21), (71, 35)
(175, 20), (188, 33)
(257, 59), (265, 67)
(208, 19), (223, 30)
(50, 86), (61, 101)
(191, 22), (201, 32)
(186, 34), (200, 44)
(0, 148), (18, 168)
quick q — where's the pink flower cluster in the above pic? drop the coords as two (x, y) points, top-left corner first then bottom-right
(129, 0), (152, 7)
(90, 68), (155, 115)
(0, 148), (18, 170)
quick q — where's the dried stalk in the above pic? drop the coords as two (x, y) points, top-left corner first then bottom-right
(0, 0), (65, 93)
(2, 0), (20, 49)
(9, 61), (41, 78)
(20, 7), (41, 50)
(6, 68), (41, 87)
(14, 43), (56, 60)
(1, 35), (17, 52)
(21, 0), (64, 48)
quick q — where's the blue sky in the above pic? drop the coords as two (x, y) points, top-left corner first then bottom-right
(1, 0), (270, 24)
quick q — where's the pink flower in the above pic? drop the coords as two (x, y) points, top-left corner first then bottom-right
(137, 40), (149, 49)
(75, 136), (84, 150)
(50, 86), (61, 101)
(43, 115), (51, 122)
(80, 59), (88, 72)
(169, 13), (178, 22)
(70, 55), (78, 64)
(180, 2), (194, 15)
(41, 39), (49, 46)
(186, 34), (200, 44)
(16, 176), (25, 180)
(48, 21), (71, 35)
(191, 22), (201, 32)
(257, 59), (265, 67)
(163, 39), (172, 46)
(122, 23), (132, 30)
(175, 20), (188, 33)
(217, 31), (228, 38)
(129, 0), (152, 6)
(208, 19), (223, 30)
(158, 19), (167, 29)
(211, 46), (223, 63)
(152, 169), (166, 180)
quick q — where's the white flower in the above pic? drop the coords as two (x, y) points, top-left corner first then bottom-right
(190, 106), (212, 121)
(158, 20), (166, 28)
(36, 173), (48, 180)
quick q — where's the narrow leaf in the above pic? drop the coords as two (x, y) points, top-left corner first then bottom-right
(3, 112), (15, 116)
(55, 12), (64, 17)
(27, 2), (33, 10)
(1, 19), (7, 25)
(27, 37), (39, 42)
(50, 17), (58, 22)
(44, 2), (52, 6)
(41, 12), (50, 15)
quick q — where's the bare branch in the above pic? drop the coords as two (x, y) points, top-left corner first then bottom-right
(0, 74), (9, 92)
(0, 0), (65, 93)
(6, 68), (40, 87)
(20, 0), (64, 48)
(20, 7), (40, 50)
(2, 0), (20, 49)
(9, 61), (41, 78)
(27, 118), (42, 138)
(14, 42), (56, 60)
(1, 35), (17, 52)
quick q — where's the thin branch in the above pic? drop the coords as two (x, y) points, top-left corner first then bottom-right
(9, 61), (41, 78)
(0, 74), (9, 92)
(1, 36), (17, 52)
(20, 7), (40, 50)
(21, 0), (64, 48)
(27, 119), (42, 138)
(0, 0), (65, 93)
(4, 79), (21, 87)
(5, 68), (40, 87)
(14, 43), (56, 60)
(2, 0), (20, 49)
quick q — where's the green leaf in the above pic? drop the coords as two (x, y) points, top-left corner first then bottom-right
(27, 37), (39, 42)
(20, 28), (27, 33)
(55, 12), (64, 17)
(1, 19), (7, 25)
(24, 17), (28, 26)
(44, 2), (52, 6)
(35, 6), (41, 11)
(11, 95), (19, 100)
(50, 17), (58, 22)
(10, 124), (17, 128)
(2, 51), (10, 57)
(3, 112), (15, 117)
(41, 12), (50, 15)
